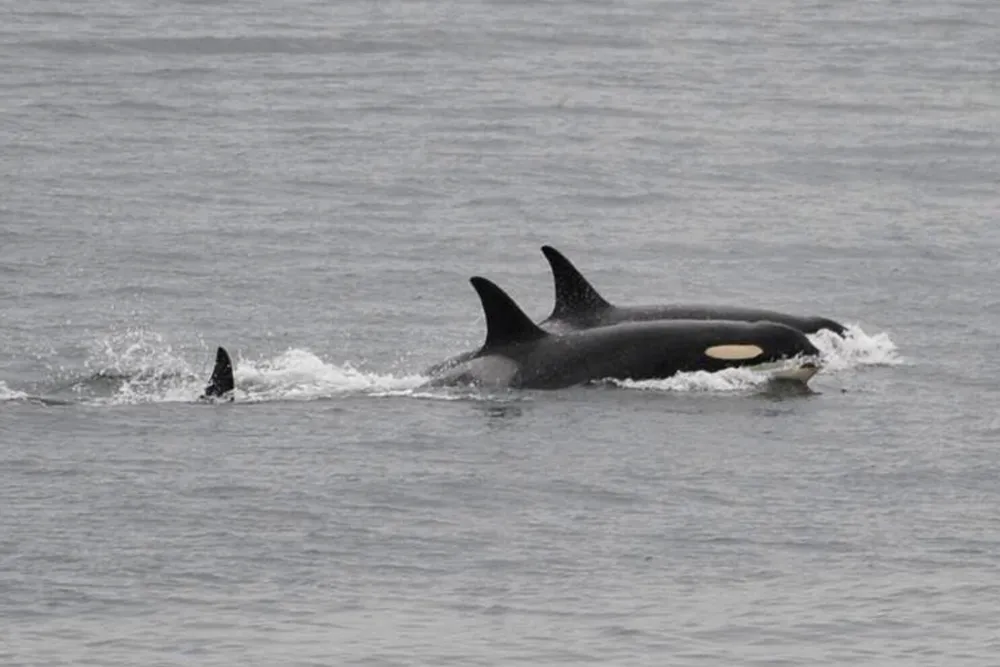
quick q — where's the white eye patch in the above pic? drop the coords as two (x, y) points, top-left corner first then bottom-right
(703, 344), (764, 361)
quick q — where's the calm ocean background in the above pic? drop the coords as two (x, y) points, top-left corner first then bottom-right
(2, 0), (998, 665)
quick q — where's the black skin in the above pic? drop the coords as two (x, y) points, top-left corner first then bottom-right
(540, 244), (848, 336)
(200, 347), (235, 402)
(542, 304), (847, 337)
(467, 320), (819, 390)
(428, 277), (822, 390)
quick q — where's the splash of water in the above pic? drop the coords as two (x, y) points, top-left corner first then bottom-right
(0, 380), (29, 402)
(85, 329), (193, 382)
(229, 349), (426, 404)
(809, 324), (902, 372)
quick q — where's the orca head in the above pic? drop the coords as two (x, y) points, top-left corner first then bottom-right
(700, 322), (822, 370)
(751, 322), (823, 364)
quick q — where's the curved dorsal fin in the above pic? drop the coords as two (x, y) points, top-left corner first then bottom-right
(203, 346), (235, 397)
(541, 245), (611, 319)
(469, 276), (549, 350)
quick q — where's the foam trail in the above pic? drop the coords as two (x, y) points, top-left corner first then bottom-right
(232, 349), (427, 403)
(36, 330), (451, 406)
(70, 329), (428, 405)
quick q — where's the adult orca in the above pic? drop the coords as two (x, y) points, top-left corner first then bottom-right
(540, 245), (847, 336)
(427, 276), (822, 390)
(199, 346), (235, 402)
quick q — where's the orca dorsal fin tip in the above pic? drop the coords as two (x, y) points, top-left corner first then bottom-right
(469, 276), (548, 350)
(540, 245), (611, 319)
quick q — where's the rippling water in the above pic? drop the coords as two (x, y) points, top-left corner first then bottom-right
(2, 0), (999, 664)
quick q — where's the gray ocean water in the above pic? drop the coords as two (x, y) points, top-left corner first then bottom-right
(2, 0), (998, 664)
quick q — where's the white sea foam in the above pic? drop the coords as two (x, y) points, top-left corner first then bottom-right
(809, 324), (902, 372)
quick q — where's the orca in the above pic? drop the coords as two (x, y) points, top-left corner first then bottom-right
(540, 245), (847, 336)
(427, 276), (822, 390)
(199, 346), (235, 402)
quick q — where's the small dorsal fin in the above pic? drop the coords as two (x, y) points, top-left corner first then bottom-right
(203, 346), (235, 398)
(469, 277), (549, 350)
(541, 245), (611, 319)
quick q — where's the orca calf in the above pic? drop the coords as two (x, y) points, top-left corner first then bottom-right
(428, 277), (822, 390)
(540, 245), (847, 336)
(1, 347), (237, 406)
(199, 346), (235, 402)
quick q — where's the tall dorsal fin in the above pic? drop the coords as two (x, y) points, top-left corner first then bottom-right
(203, 346), (235, 398)
(469, 276), (549, 350)
(541, 245), (611, 319)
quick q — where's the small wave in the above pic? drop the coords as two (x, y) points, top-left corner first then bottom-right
(228, 348), (427, 404)
(613, 365), (793, 394)
(809, 325), (901, 372)
(0, 381), (29, 402)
